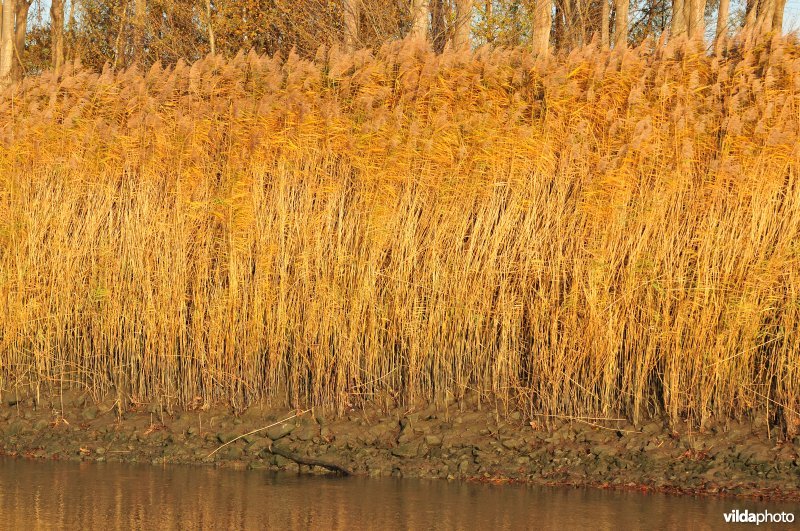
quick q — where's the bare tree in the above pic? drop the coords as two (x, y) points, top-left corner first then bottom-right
(206, 0), (216, 55)
(744, 0), (784, 38)
(532, 0), (552, 54)
(67, 0), (76, 61)
(453, 0), (472, 49)
(410, 0), (429, 40)
(1, 0), (16, 86)
(715, 0), (730, 53)
(773, 0), (786, 31)
(601, 0), (610, 49)
(134, 0), (147, 62)
(757, 0), (777, 33)
(12, 0), (31, 79)
(8, 0), (791, 73)
(671, 0), (687, 37)
(343, 0), (360, 50)
(614, 0), (628, 48)
(51, 0), (65, 70)
(688, 0), (705, 40)
(431, 0), (446, 51)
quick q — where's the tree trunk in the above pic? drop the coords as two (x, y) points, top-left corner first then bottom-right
(772, 0), (786, 33)
(430, 0), (446, 52)
(613, 0), (627, 49)
(601, 0), (610, 49)
(12, 0), (30, 80)
(671, 0), (687, 38)
(532, 0), (552, 55)
(453, 0), (471, 49)
(562, 0), (574, 49)
(410, 0), (429, 41)
(714, 0), (729, 54)
(134, 0), (146, 63)
(343, 0), (359, 51)
(743, 0), (783, 42)
(206, 0), (216, 54)
(744, 0), (758, 30)
(112, 1), (127, 69)
(688, 0), (705, 40)
(553, 1), (564, 49)
(482, 0), (495, 43)
(66, 0), (76, 62)
(51, 0), (65, 71)
(1, 0), (16, 87)
(755, 0), (776, 34)
(574, 0), (589, 46)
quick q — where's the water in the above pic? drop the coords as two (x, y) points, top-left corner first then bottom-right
(0, 458), (798, 530)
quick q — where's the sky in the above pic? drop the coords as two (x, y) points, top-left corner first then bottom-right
(785, 0), (800, 32)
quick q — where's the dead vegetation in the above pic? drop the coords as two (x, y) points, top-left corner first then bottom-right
(0, 36), (799, 432)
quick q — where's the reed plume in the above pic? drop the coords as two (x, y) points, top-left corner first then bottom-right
(1, 37), (799, 432)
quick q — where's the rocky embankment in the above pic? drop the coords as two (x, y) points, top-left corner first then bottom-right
(1, 390), (799, 500)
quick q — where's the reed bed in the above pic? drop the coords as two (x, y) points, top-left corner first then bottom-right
(1, 37), (799, 431)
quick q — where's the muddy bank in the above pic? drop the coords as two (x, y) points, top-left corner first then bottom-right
(1, 389), (799, 501)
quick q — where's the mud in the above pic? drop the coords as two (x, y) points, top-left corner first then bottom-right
(1, 389), (799, 501)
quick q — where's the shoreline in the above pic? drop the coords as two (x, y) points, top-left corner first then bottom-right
(1, 390), (798, 501)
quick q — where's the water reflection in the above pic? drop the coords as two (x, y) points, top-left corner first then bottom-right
(1, 458), (798, 530)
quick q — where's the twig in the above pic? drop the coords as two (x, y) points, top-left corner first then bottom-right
(710, 336), (782, 366)
(745, 384), (800, 417)
(533, 413), (628, 421)
(205, 409), (310, 459)
(533, 413), (635, 433)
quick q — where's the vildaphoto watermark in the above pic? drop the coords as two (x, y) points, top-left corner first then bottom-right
(724, 509), (795, 525)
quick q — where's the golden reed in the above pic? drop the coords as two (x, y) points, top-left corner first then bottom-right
(0, 37), (798, 431)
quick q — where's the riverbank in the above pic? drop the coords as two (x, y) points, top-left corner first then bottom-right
(1, 389), (798, 501)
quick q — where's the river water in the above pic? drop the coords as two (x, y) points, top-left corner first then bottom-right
(0, 458), (798, 530)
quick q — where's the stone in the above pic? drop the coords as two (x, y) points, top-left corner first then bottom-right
(266, 422), (296, 441)
(216, 432), (238, 444)
(246, 438), (270, 455)
(399, 414), (420, 429)
(391, 442), (420, 458)
(226, 446), (244, 459)
(425, 435), (443, 447)
(744, 443), (773, 464)
(397, 426), (421, 444)
(591, 444), (620, 458)
(274, 455), (292, 467)
(4, 421), (22, 436)
(294, 424), (318, 442)
(642, 422), (662, 436)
